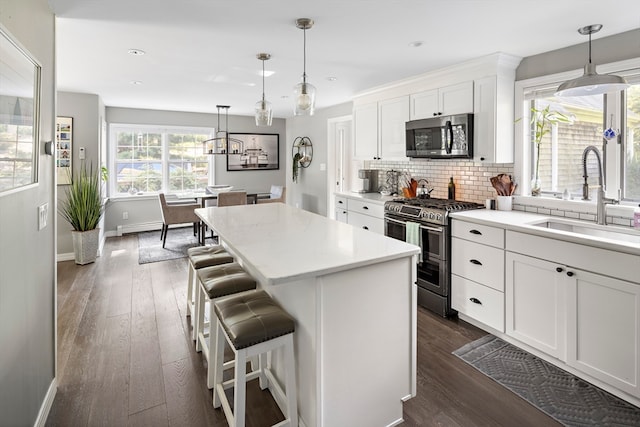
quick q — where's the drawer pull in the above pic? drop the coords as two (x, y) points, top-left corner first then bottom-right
(338, 200), (343, 204)
(469, 297), (482, 305)
(362, 206), (369, 210)
(566, 271), (574, 277)
(556, 267), (563, 273)
(363, 226), (369, 230)
(469, 229), (482, 235)
(469, 259), (483, 266)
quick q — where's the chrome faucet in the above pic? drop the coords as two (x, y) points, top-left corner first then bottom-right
(582, 145), (618, 225)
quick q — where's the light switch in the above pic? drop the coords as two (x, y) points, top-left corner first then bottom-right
(79, 147), (86, 160)
(38, 203), (48, 230)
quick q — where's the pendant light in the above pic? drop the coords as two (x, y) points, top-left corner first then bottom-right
(294, 18), (316, 116)
(255, 53), (273, 126)
(203, 105), (244, 155)
(555, 24), (629, 97)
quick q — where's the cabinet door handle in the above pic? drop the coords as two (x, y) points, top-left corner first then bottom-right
(363, 226), (369, 230)
(556, 267), (563, 273)
(362, 206), (369, 210)
(469, 259), (482, 265)
(566, 271), (574, 277)
(469, 297), (482, 305)
(469, 229), (482, 235)
(338, 200), (343, 204)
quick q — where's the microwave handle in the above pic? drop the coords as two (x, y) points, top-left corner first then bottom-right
(445, 120), (453, 154)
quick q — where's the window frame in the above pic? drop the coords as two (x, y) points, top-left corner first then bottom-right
(108, 123), (214, 197)
(514, 58), (640, 204)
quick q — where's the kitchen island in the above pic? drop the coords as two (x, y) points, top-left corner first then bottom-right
(196, 203), (420, 427)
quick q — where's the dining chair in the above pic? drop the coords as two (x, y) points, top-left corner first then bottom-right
(158, 193), (200, 248)
(257, 185), (285, 204)
(217, 191), (247, 207)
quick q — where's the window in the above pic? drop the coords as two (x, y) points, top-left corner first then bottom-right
(517, 61), (640, 203)
(110, 124), (213, 195)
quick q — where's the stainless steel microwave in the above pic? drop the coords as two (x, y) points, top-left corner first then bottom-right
(406, 113), (473, 159)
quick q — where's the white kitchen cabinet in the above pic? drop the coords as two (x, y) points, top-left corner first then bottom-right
(354, 97), (409, 160)
(473, 75), (515, 163)
(334, 194), (385, 234)
(335, 208), (348, 223)
(379, 96), (410, 159)
(450, 218), (505, 332)
(353, 102), (378, 159)
(409, 81), (473, 120)
(505, 252), (566, 360)
(566, 269), (640, 398)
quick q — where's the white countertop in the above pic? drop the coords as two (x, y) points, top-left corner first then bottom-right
(196, 203), (420, 285)
(335, 191), (397, 205)
(450, 209), (640, 256)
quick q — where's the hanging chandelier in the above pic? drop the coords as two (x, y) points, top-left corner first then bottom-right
(555, 24), (629, 97)
(203, 105), (244, 155)
(255, 53), (273, 126)
(293, 18), (316, 116)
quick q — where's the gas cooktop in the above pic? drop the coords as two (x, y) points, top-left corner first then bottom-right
(384, 197), (485, 224)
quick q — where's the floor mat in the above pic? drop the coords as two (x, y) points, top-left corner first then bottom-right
(137, 226), (214, 264)
(453, 334), (640, 426)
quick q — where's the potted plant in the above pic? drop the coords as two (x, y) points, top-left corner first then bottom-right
(59, 162), (105, 264)
(529, 105), (572, 196)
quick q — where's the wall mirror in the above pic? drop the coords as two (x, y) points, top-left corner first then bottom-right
(0, 25), (41, 195)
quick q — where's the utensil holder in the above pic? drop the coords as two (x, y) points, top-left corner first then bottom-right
(496, 196), (512, 211)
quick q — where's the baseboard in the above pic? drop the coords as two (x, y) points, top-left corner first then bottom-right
(34, 378), (57, 427)
(56, 252), (75, 262)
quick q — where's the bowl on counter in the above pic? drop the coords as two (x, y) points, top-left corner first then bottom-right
(380, 190), (391, 196)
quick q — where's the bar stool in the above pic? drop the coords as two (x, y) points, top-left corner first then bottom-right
(196, 262), (257, 386)
(186, 245), (234, 340)
(213, 290), (298, 427)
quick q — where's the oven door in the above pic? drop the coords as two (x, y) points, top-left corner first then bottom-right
(384, 215), (445, 261)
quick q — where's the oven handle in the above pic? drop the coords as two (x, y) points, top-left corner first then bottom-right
(384, 216), (443, 233)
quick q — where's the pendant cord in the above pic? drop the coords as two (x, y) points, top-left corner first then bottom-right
(302, 26), (307, 84)
(588, 32), (592, 64)
(262, 59), (266, 102)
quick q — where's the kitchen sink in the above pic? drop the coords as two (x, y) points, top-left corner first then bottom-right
(530, 218), (640, 245)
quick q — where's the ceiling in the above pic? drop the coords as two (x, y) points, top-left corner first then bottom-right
(49, 0), (640, 119)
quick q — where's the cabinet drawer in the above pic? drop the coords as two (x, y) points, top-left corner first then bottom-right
(347, 211), (384, 234)
(452, 275), (504, 332)
(347, 199), (384, 218)
(335, 196), (348, 209)
(335, 208), (348, 223)
(451, 237), (504, 291)
(451, 219), (504, 248)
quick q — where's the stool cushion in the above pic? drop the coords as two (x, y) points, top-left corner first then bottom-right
(188, 245), (234, 269)
(198, 262), (257, 299)
(214, 290), (295, 350)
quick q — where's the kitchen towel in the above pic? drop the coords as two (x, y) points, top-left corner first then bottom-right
(405, 221), (422, 263)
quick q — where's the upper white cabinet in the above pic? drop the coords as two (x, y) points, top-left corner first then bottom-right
(353, 102), (378, 159)
(354, 96), (409, 161)
(473, 75), (515, 163)
(410, 81), (474, 120)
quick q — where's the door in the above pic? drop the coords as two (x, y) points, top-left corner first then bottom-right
(327, 116), (353, 219)
(566, 269), (640, 397)
(506, 252), (566, 360)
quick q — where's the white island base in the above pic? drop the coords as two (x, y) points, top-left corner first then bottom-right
(196, 204), (419, 427)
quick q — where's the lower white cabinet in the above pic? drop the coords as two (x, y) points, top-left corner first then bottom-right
(451, 275), (504, 332)
(334, 194), (385, 234)
(566, 269), (640, 397)
(347, 211), (383, 234)
(335, 208), (348, 223)
(505, 252), (566, 360)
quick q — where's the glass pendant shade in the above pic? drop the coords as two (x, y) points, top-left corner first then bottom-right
(556, 24), (629, 97)
(255, 98), (273, 126)
(294, 80), (316, 116)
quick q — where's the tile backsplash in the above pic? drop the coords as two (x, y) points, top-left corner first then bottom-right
(366, 158), (514, 204)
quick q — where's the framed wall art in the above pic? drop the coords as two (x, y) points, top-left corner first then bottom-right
(0, 25), (42, 195)
(56, 116), (73, 185)
(226, 133), (279, 171)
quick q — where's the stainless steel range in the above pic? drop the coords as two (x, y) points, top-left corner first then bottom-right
(384, 197), (484, 317)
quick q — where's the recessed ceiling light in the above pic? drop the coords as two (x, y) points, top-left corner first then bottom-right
(408, 41), (423, 48)
(326, 76), (337, 82)
(281, 95), (289, 99)
(128, 49), (146, 56)
(130, 80), (143, 85)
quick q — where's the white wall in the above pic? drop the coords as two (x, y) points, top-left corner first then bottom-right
(0, 0), (56, 424)
(286, 102), (353, 215)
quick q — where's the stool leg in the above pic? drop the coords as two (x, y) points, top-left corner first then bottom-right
(284, 334), (298, 427)
(186, 262), (194, 317)
(207, 299), (216, 389)
(195, 286), (206, 351)
(213, 319), (226, 409)
(233, 348), (247, 427)
(258, 354), (268, 390)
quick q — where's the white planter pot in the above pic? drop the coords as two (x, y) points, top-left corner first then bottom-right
(71, 228), (100, 265)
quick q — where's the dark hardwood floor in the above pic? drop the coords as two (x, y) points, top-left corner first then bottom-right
(47, 234), (560, 426)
